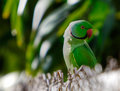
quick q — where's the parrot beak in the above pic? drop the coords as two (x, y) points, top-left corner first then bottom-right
(87, 29), (92, 39)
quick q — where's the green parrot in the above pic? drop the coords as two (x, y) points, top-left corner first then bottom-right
(63, 20), (97, 72)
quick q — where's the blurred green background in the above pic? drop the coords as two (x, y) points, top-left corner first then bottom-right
(0, 0), (120, 76)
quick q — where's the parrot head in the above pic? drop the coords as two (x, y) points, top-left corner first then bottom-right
(70, 20), (93, 39)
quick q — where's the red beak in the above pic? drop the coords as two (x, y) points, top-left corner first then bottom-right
(87, 29), (92, 39)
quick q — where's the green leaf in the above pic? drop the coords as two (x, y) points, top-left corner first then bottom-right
(57, 0), (92, 36)
(2, 0), (14, 19)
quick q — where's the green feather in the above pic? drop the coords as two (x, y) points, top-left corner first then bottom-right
(63, 20), (97, 72)
(72, 41), (96, 68)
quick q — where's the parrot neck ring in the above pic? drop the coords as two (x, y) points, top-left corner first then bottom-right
(70, 31), (87, 39)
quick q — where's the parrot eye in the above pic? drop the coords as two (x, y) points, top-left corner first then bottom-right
(81, 25), (85, 29)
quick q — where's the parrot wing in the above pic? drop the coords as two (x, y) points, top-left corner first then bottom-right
(72, 42), (97, 68)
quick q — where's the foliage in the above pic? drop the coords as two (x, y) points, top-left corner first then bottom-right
(0, 0), (120, 75)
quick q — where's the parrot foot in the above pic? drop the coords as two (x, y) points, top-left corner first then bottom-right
(75, 65), (97, 79)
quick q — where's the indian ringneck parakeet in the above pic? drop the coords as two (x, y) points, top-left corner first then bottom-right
(63, 20), (97, 72)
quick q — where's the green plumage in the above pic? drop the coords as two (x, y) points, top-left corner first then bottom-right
(63, 20), (97, 72)
(72, 41), (96, 67)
